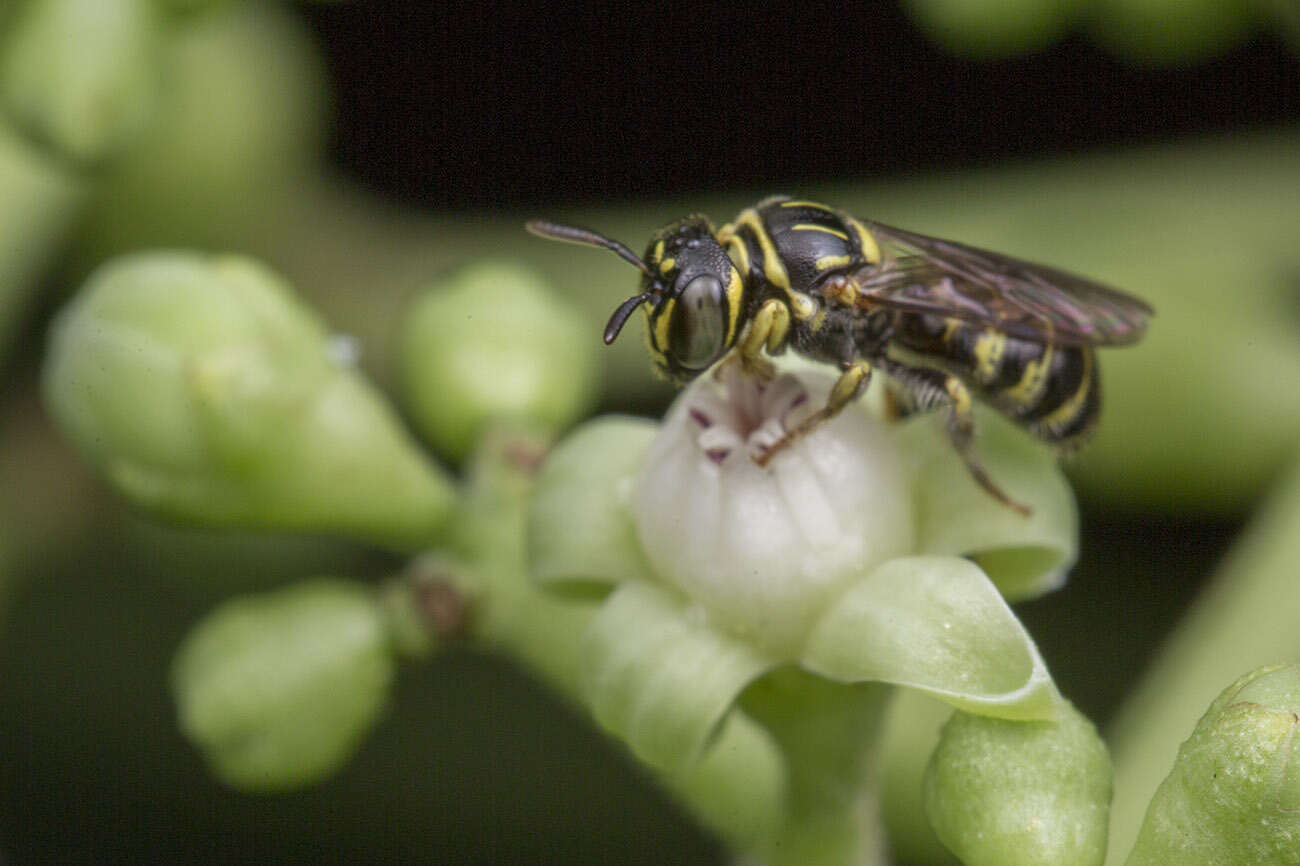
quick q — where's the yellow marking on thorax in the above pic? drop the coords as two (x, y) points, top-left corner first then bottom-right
(788, 293), (818, 320)
(815, 254), (853, 272)
(725, 234), (750, 276)
(653, 298), (675, 354)
(1039, 350), (1093, 431)
(791, 223), (849, 240)
(653, 240), (665, 261)
(972, 329), (1007, 384)
(736, 209), (791, 290)
(658, 257), (675, 275)
(846, 218), (882, 264)
(1003, 345), (1053, 405)
(778, 199), (830, 209)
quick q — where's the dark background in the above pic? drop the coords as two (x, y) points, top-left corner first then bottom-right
(3, 2), (1298, 863)
(305, 1), (1300, 209)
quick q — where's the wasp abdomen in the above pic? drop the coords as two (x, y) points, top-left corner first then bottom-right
(893, 314), (1099, 448)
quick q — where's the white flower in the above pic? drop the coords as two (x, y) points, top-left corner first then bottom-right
(528, 360), (1079, 772)
(635, 364), (913, 656)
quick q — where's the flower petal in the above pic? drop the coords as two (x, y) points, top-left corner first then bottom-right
(802, 555), (1060, 720)
(528, 417), (658, 596)
(581, 580), (776, 773)
(898, 412), (1078, 602)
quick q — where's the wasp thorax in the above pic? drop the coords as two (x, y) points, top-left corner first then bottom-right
(633, 363), (915, 656)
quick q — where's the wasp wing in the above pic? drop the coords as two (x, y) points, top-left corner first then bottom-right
(853, 221), (1153, 347)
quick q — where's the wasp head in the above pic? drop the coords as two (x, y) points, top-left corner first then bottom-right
(524, 214), (745, 384)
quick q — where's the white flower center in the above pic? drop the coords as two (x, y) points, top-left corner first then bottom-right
(634, 362), (916, 657)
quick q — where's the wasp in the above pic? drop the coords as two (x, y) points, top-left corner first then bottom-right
(527, 196), (1152, 514)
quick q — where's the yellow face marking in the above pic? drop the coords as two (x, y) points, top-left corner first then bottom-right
(1004, 345), (1053, 406)
(815, 254), (853, 272)
(1040, 350), (1094, 432)
(791, 223), (850, 241)
(807, 309), (827, 333)
(659, 257), (676, 275)
(972, 329), (1007, 384)
(652, 298), (675, 354)
(736, 209), (791, 290)
(724, 267), (744, 345)
(847, 218), (882, 264)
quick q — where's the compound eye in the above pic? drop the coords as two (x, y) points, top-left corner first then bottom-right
(670, 275), (726, 371)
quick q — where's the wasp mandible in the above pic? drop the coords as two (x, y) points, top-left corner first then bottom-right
(528, 196), (1153, 514)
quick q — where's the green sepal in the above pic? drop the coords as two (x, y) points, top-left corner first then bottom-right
(171, 578), (395, 792)
(1126, 664), (1300, 866)
(802, 555), (1060, 720)
(925, 701), (1112, 866)
(900, 411), (1078, 602)
(528, 416), (658, 596)
(580, 580), (775, 773)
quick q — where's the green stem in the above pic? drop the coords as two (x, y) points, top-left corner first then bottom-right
(740, 668), (894, 866)
(427, 421), (785, 856)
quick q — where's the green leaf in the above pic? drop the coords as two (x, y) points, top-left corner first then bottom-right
(925, 702), (1112, 866)
(528, 416), (658, 596)
(899, 412), (1077, 602)
(802, 555), (1060, 720)
(580, 580), (775, 773)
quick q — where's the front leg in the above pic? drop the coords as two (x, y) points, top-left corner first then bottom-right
(715, 298), (791, 383)
(754, 360), (873, 466)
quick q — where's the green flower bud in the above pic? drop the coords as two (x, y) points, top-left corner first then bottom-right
(1, 0), (159, 163)
(0, 123), (86, 365)
(1090, 0), (1257, 63)
(400, 261), (599, 461)
(43, 251), (455, 550)
(171, 578), (394, 791)
(1126, 665), (1300, 866)
(925, 701), (1112, 866)
(78, 3), (328, 254)
(904, 0), (1081, 58)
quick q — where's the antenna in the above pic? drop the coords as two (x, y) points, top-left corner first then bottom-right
(525, 220), (651, 276)
(602, 293), (652, 344)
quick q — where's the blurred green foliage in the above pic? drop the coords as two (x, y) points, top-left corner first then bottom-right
(1, 0), (1299, 863)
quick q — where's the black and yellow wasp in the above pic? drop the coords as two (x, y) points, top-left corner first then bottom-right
(528, 196), (1152, 514)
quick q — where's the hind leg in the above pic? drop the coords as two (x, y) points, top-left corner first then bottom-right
(882, 361), (1031, 516)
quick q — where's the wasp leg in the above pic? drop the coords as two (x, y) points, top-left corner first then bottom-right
(940, 375), (1032, 517)
(876, 361), (1030, 516)
(717, 298), (790, 383)
(755, 361), (872, 466)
